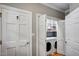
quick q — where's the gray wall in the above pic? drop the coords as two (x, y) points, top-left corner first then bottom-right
(2, 3), (65, 56)
(70, 3), (79, 12)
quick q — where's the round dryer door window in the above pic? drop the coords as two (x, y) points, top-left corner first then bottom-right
(46, 42), (51, 52)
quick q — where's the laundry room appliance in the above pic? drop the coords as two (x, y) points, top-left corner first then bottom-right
(46, 18), (58, 55)
(46, 39), (57, 55)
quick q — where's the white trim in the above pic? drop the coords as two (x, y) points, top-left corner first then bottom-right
(41, 3), (65, 13)
(36, 13), (41, 56)
(29, 11), (32, 56)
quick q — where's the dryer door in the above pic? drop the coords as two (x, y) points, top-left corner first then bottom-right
(46, 42), (51, 52)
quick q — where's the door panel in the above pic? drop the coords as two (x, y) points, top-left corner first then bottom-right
(7, 47), (16, 56)
(6, 24), (18, 41)
(66, 46), (79, 56)
(7, 10), (18, 23)
(18, 46), (27, 56)
(19, 13), (29, 24)
(19, 25), (28, 40)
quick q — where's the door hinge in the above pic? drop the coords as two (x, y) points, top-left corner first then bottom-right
(17, 16), (19, 19)
(65, 41), (67, 44)
(0, 40), (2, 45)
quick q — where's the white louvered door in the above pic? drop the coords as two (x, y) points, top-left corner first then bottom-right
(38, 15), (46, 56)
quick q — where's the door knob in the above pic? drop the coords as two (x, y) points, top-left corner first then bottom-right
(17, 16), (19, 20)
(27, 42), (30, 44)
(65, 41), (67, 43)
(24, 42), (30, 46)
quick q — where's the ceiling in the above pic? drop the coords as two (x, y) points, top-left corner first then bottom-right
(42, 3), (69, 13)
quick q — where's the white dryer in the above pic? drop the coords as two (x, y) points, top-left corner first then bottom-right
(46, 38), (57, 55)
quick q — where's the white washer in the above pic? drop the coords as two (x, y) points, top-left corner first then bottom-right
(46, 39), (57, 55)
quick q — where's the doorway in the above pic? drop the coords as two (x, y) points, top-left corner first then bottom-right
(36, 14), (65, 56)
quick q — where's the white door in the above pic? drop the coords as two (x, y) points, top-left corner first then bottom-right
(2, 9), (32, 56)
(65, 18), (79, 56)
(17, 12), (32, 56)
(57, 21), (65, 55)
(38, 15), (46, 56)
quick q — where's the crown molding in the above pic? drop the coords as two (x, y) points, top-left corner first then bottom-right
(41, 3), (65, 13)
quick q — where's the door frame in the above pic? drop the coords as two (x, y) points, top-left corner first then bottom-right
(36, 13), (47, 56)
(0, 4), (32, 56)
(57, 20), (65, 55)
(36, 13), (41, 56)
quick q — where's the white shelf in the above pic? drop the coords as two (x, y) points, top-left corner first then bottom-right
(46, 37), (57, 40)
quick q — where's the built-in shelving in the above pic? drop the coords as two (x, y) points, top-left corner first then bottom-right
(46, 18), (57, 40)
